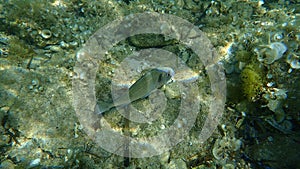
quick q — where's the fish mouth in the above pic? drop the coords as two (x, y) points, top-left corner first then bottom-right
(156, 67), (175, 79)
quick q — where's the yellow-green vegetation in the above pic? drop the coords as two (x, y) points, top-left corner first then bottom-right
(236, 50), (252, 62)
(240, 65), (263, 101)
(8, 37), (35, 65)
(0, 0), (58, 47)
(129, 34), (178, 48)
(5, 0), (55, 27)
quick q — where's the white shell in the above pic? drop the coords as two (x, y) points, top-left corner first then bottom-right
(256, 42), (287, 64)
(40, 29), (52, 39)
(269, 42), (287, 59)
(286, 53), (300, 69)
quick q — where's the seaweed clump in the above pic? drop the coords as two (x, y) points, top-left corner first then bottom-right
(240, 65), (263, 101)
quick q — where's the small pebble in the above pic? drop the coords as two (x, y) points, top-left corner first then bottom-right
(267, 136), (273, 142)
(29, 158), (40, 168)
(32, 79), (39, 86)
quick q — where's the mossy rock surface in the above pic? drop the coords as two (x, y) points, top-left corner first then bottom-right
(129, 34), (177, 48)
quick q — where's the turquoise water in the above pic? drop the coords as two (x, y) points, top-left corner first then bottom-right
(0, 0), (299, 168)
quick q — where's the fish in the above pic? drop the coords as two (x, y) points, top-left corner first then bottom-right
(96, 67), (175, 114)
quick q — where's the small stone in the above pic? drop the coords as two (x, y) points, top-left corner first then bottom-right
(28, 85), (34, 90)
(267, 82), (275, 87)
(290, 59), (300, 69)
(266, 73), (273, 79)
(49, 45), (62, 52)
(69, 41), (78, 48)
(273, 32), (284, 41)
(281, 120), (293, 131)
(160, 151), (170, 163)
(29, 158), (40, 168)
(222, 163), (235, 169)
(238, 61), (246, 70)
(38, 86), (44, 92)
(31, 79), (39, 86)
(60, 41), (69, 49)
(267, 136), (273, 142)
(165, 83), (181, 99)
(167, 159), (187, 169)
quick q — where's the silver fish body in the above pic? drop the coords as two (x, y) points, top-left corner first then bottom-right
(97, 67), (174, 114)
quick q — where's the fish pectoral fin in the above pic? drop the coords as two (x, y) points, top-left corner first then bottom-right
(97, 101), (113, 114)
(157, 84), (166, 90)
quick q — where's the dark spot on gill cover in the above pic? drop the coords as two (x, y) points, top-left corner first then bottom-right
(158, 74), (163, 83)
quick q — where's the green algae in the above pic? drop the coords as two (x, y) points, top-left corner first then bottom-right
(240, 65), (264, 101)
(2, 0), (56, 38)
(235, 50), (252, 63)
(7, 37), (35, 66)
(129, 33), (178, 48)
